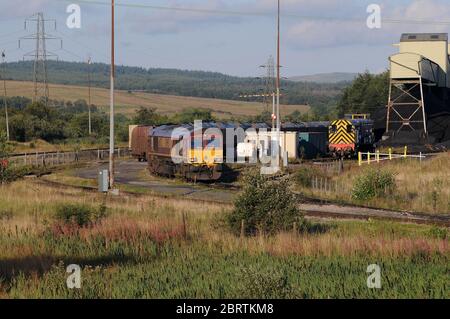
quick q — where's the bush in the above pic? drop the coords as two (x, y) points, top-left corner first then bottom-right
(1, 166), (25, 184)
(227, 169), (304, 236)
(0, 210), (13, 220)
(351, 168), (396, 201)
(237, 266), (293, 298)
(428, 226), (448, 240)
(54, 203), (107, 228)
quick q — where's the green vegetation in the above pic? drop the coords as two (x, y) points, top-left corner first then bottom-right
(293, 166), (326, 188)
(5, 250), (447, 298)
(0, 98), (218, 148)
(337, 71), (389, 116)
(293, 153), (450, 214)
(227, 169), (304, 236)
(132, 107), (165, 126)
(54, 203), (107, 228)
(133, 106), (215, 126)
(0, 131), (12, 158)
(2, 62), (392, 125)
(4, 61), (344, 111)
(0, 180), (447, 298)
(0, 97), (129, 144)
(351, 169), (396, 201)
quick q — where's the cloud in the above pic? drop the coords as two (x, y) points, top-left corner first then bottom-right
(258, 0), (342, 10)
(0, 0), (52, 18)
(123, 0), (347, 36)
(284, 0), (450, 49)
(125, 0), (242, 35)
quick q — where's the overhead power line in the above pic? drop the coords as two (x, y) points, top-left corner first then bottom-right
(0, 30), (26, 40)
(52, 0), (450, 26)
(54, 29), (109, 62)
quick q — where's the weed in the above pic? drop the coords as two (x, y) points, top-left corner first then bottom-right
(352, 168), (396, 201)
(227, 169), (304, 236)
(54, 203), (107, 228)
(237, 266), (294, 299)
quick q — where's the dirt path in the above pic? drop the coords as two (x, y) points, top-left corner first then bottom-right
(72, 160), (238, 202)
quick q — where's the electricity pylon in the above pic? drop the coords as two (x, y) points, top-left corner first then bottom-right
(20, 12), (61, 106)
(260, 55), (275, 112)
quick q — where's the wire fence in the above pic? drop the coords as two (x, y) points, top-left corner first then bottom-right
(7, 148), (131, 168)
(311, 160), (345, 175)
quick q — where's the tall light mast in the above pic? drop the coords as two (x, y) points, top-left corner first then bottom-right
(87, 56), (92, 136)
(109, 0), (115, 188)
(276, 0), (281, 167)
(1, 51), (9, 141)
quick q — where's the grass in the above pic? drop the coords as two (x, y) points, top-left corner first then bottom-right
(4, 80), (309, 119)
(0, 179), (448, 298)
(295, 152), (450, 214)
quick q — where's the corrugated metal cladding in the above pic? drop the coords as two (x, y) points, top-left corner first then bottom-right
(298, 132), (328, 159)
(390, 32), (450, 87)
(400, 33), (448, 42)
(150, 122), (272, 138)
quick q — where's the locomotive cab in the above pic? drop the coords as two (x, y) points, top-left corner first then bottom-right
(328, 114), (375, 157)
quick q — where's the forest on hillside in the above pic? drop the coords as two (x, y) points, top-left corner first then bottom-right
(2, 61), (346, 115)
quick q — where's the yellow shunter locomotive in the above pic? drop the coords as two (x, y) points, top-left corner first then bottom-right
(328, 114), (375, 157)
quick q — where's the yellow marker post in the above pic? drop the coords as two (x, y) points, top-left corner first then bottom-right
(358, 152), (362, 166)
(404, 146), (407, 159)
(389, 148), (392, 160)
(367, 151), (371, 165)
(376, 150), (380, 163)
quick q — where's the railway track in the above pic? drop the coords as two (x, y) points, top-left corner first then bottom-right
(35, 177), (450, 227)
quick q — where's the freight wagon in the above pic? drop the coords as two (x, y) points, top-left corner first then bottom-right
(130, 125), (153, 162)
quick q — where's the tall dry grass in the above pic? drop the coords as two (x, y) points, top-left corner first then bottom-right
(1, 179), (447, 261)
(0, 179), (448, 299)
(297, 152), (450, 214)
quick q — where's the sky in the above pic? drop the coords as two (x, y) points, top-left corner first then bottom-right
(0, 0), (450, 77)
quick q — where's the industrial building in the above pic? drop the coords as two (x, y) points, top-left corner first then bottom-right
(384, 33), (450, 147)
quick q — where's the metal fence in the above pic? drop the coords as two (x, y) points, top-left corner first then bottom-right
(358, 147), (429, 166)
(312, 160), (345, 175)
(7, 148), (131, 168)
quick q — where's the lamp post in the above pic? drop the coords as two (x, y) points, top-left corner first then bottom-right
(1, 51), (9, 141)
(87, 56), (92, 136)
(276, 0), (281, 168)
(109, 0), (115, 189)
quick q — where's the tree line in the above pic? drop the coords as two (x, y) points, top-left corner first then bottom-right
(0, 97), (129, 144)
(0, 70), (390, 146)
(3, 61), (345, 112)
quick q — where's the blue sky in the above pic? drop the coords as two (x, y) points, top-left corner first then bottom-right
(0, 0), (449, 77)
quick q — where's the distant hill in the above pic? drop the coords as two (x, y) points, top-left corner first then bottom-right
(2, 61), (347, 112)
(3, 80), (310, 119)
(289, 73), (358, 84)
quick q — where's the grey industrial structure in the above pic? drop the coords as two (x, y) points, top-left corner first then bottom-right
(384, 33), (450, 146)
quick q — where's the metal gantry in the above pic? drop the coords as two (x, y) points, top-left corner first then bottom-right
(386, 78), (427, 135)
